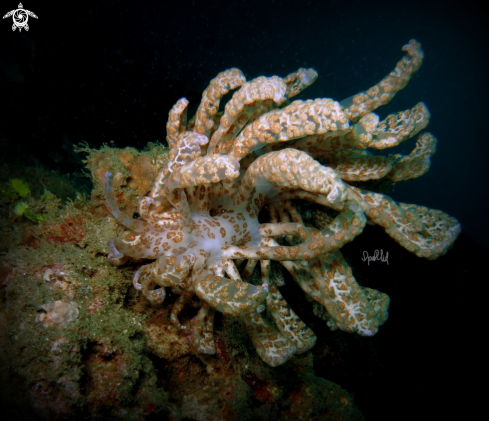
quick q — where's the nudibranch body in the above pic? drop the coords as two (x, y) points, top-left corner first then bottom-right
(105, 40), (460, 366)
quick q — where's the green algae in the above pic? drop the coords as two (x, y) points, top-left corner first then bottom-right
(0, 168), (169, 419)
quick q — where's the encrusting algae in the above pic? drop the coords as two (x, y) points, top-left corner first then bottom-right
(0, 143), (363, 420)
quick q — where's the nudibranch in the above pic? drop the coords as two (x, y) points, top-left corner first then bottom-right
(104, 40), (460, 366)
